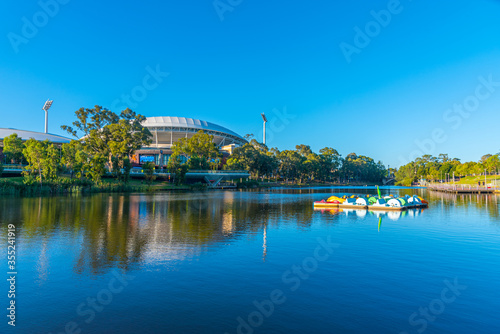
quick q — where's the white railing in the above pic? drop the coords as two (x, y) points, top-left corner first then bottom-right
(428, 184), (499, 192)
(188, 170), (249, 174)
(1, 164), (26, 170)
(129, 169), (249, 175)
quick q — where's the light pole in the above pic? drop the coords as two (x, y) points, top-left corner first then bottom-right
(42, 99), (54, 134)
(261, 113), (267, 145)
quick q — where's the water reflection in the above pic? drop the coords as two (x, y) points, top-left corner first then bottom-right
(0, 191), (315, 276)
(0, 188), (498, 276)
(427, 190), (500, 219)
(313, 207), (426, 221)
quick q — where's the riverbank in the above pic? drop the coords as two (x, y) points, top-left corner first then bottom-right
(257, 181), (387, 188)
(0, 176), (191, 196)
(0, 175), (399, 196)
(444, 175), (500, 186)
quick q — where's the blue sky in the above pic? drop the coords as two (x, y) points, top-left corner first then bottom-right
(1, 0), (499, 167)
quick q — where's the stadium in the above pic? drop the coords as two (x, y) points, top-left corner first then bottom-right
(131, 116), (247, 166)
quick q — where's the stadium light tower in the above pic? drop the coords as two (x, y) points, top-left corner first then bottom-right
(42, 99), (54, 134)
(261, 113), (267, 145)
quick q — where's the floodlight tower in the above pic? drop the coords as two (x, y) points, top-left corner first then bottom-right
(261, 113), (267, 145)
(42, 99), (54, 134)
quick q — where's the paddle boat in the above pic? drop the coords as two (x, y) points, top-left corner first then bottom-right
(314, 187), (429, 211)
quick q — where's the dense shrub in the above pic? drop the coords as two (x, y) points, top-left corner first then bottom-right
(236, 180), (259, 189)
(0, 177), (147, 196)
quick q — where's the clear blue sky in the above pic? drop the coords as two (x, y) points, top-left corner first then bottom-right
(1, 0), (499, 167)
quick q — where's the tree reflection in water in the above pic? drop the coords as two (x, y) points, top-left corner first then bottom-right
(0, 190), (315, 276)
(0, 189), (497, 277)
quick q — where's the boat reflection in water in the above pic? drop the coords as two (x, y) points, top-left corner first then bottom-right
(313, 207), (426, 221)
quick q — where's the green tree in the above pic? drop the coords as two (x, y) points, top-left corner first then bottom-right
(395, 154), (468, 185)
(225, 141), (279, 180)
(438, 153), (450, 163)
(107, 109), (152, 171)
(61, 140), (86, 179)
(395, 162), (417, 186)
(142, 161), (156, 185)
(342, 153), (379, 182)
(481, 154), (492, 163)
(22, 139), (59, 183)
(243, 134), (254, 141)
(319, 147), (342, 181)
(170, 130), (221, 171)
(302, 153), (322, 181)
(225, 143), (260, 175)
(295, 144), (312, 157)
(258, 152), (278, 179)
(455, 162), (471, 177)
(485, 155), (500, 173)
(62, 106), (152, 181)
(472, 162), (485, 175)
(120, 157), (132, 183)
(250, 140), (278, 178)
(278, 150), (305, 183)
(294, 145), (317, 182)
(3, 133), (25, 164)
(89, 154), (107, 184)
(167, 156), (189, 185)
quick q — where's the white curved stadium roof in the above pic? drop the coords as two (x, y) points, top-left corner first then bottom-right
(0, 128), (71, 144)
(142, 117), (247, 147)
(143, 117), (244, 139)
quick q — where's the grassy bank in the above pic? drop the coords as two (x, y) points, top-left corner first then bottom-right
(0, 176), (190, 196)
(0, 175), (392, 196)
(102, 178), (190, 190)
(440, 175), (500, 186)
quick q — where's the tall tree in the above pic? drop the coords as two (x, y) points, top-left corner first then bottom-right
(485, 155), (500, 173)
(171, 130), (222, 170)
(3, 133), (25, 164)
(22, 139), (59, 183)
(319, 147), (342, 181)
(225, 143), (260, 175)
(62, 106), (152, 180)
(438, 153), (450, 163)
(142, 161), (156, 185)
(278, 150), (305, 183)
(295, 144), (312, 157)
(481, 154), (493, 162)
(61, 140), (87, 179)
(225, 141), (278, 180)
(167, 156), (189, 185)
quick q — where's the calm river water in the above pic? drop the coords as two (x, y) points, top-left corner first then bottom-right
(1, 187), (499, 334)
